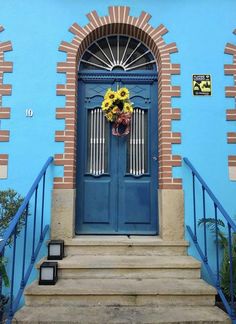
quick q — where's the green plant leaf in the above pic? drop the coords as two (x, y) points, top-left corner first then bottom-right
(198, 217), (227, 248)
(0, 260), (9, 288)
(198, 217), (225, 229)
(0, 189), (28, 288)
(0, 189), (28, 247)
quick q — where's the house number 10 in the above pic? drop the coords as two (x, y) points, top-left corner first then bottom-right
(25, 109), (33, 117)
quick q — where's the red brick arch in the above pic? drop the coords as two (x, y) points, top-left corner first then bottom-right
(0, 25), (12, 173)
(55, 6), (182, 189)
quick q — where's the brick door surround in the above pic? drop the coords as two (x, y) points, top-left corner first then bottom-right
(225, 29), (236, 180)
(55, 6), (182, 190)
(0, 25), (12, 177)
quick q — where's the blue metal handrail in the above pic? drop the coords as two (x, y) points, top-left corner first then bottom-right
(184, 157), (236, 321)
(0, 156), (53, 323)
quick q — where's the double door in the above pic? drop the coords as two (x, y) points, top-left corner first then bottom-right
(76, 73), (158, 234)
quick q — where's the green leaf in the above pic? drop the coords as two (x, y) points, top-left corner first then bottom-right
(0, 189), (28, 247)
(0, 261), (9, 288)
(0, 189), (28, 288)
(198, 217), (227, 247)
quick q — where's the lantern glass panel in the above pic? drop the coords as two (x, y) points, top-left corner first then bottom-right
(41, 267), (54, 281)
(49, 244), (61, 256)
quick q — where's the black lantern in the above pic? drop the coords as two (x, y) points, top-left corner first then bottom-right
(47, 240), (64, 260)
(39, 261), (58, 285)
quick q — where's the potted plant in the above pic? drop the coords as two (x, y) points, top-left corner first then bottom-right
(0, 189), (26, 321)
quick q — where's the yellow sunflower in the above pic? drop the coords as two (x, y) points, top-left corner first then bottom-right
(112, 106), (120, 114)
(123, 102), (133, 113)
(105, 90), (118, 102)
(104, 88), (112, 98)
(117, 87), (129, 100)
(106, 112), (114, 121)
(101, 99), (112, 111)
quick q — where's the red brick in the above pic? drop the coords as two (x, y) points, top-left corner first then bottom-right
(0, 154), (8, 165)
(54, 177), (64, 183)
(0, 41), (12, 52)
(161, 42), (178, 54)
(224, 64), (236, 75)
(0, 107), (10, 119)
(225, 43), (236, 55)
(0, 130), (9, 142)
(225, 86), (236, 97)
(0, 62), (13, 72)
(69, 23), (87, 38)
(228, 156), (236, 166)
(87, 10), (101, 28)
(150, 24), (168, 39)
(0, 84), (12, 95)
(59, 41), (78, 54)
(161, 184), (182, 190)
(54, 183), (75, 189)
(227, 132), (236, 143)
(137, 11), (151, 28)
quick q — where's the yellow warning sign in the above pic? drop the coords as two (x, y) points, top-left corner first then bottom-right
(192, 75), (212, 96)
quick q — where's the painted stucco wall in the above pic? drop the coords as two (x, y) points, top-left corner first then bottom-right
(0, 0), (236, 292)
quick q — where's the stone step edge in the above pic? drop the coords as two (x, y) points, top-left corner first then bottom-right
(24, 278), (217, 296)
(36, 256), (201, 270)
(63, 238), (189, 247)
(12, 305), (231, 324)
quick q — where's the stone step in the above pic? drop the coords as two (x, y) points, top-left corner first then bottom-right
(37, 255), (201, 279)
(64, 236), (189, 256)
(25, 278), (216, 307)
(13, 305), (231, 323)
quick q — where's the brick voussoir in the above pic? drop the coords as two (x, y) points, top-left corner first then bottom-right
(69, 23), (88, 38)
(86, 10), (102, 28)
(59, 41), (78, 53)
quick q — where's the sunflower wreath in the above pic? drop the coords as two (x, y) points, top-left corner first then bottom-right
(101, 87), (134, 136)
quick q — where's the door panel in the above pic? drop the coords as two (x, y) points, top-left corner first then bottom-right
(121, 180), (151, 224)
(76, 73), (158, 235)
(83, 180), (111, 224)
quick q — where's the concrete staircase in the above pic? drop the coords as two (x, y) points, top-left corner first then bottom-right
(13, 236), (230, 323)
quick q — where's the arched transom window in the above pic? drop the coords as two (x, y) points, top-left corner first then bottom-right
(79, 35), (156, 71)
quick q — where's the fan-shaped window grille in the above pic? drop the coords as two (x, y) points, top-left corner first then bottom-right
(79, 35), (156, 71)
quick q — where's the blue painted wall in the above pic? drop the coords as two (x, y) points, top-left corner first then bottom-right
(0, 0), (236, 299)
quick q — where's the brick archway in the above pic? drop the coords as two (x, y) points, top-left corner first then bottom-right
(0, 25), (12, 177)
(54, 6), (182, 190)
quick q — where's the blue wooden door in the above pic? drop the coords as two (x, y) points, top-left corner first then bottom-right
(76, 72), (158, 234)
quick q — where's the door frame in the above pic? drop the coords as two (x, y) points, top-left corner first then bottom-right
(51, 6), (184, 242)
(75, 70), (158, 235)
